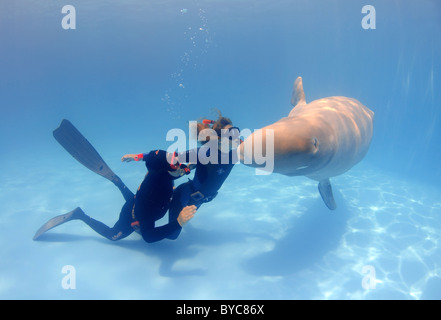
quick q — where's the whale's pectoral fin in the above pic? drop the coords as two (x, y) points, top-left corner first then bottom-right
(289, 76), (306, 116)
(318, 179), (337, 210)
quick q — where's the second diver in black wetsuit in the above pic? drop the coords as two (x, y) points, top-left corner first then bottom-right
(167, 113), (242, 240)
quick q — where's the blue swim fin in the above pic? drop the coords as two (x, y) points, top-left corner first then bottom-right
(33, 207), (84, 240)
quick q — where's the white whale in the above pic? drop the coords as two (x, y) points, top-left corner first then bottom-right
(239, 77), (374, 209)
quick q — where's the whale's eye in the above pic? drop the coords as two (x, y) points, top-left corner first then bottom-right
(312, 137), (319, 152)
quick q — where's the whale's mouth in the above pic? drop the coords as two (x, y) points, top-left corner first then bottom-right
(296, 165), (310, 170)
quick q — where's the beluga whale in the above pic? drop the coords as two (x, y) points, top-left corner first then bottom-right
(239, 76), (374, 210)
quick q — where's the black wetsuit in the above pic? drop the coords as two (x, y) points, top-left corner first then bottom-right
(80, 150), (182, 243)
(167, 146), (237, 239)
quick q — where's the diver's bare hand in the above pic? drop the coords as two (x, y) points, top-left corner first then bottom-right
(177, 205), (197, 227)
(121, 154), (137, 162)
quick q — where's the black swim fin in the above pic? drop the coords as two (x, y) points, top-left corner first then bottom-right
(33, 207), (84, 240)
(53, 119), (131, 198)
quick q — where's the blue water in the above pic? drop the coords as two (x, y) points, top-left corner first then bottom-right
(1, 0), (440, 300)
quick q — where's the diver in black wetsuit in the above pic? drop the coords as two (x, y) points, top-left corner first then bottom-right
(167, 114), (241, 240)
(36, 150), (197, 243)
(120, 150), (196, 242)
